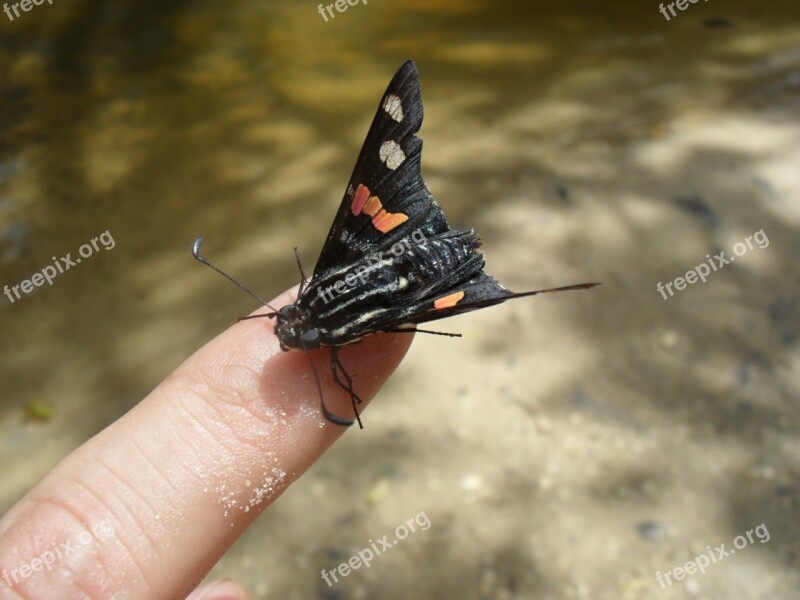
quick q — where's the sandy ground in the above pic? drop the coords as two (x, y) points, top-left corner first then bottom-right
(1, 1), (799, 598)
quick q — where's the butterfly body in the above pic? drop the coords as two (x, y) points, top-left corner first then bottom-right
(193, 59), (598, 428)
(281, 226), (495, 350)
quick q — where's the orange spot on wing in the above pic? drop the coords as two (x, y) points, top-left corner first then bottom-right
(355, 192), (409, 233)
(433, 291), (465, 310)
(363, 195), (383, 217)
(371, 210), (408, 233)
(351, 184), (370, 216)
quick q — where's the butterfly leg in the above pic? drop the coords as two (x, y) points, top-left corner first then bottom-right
(330, 346), (364, 429)
(302, 349), (355, 427)
(320, 398), (355, 427)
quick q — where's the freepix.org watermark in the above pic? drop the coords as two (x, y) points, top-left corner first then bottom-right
(1, 518), (115, 589)
(317, 0), (367, 23)
(656, 228), (768, 300)
(657, 0), (708, 22)
(655, 523), (770, 589)
(317, 227), (427, 304)
(3, 0), (54, 22)
(321, 511), (431, 587)
(3, 230), (115, 305)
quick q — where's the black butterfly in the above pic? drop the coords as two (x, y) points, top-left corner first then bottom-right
(193, 60), (598, 428)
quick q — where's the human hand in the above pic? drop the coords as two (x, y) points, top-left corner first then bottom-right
(0, 287), (413, 599)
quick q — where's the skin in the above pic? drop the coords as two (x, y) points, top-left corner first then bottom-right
(0, 287), (413, 599)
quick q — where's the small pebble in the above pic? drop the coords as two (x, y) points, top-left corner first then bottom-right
(460, 473), (484, 492)
(25, 400), (54, 421)
(661, 331), (679, 349)
(637, 520), (666, 542)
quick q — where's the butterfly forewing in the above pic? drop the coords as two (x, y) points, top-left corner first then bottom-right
(313, 60), (449, 279)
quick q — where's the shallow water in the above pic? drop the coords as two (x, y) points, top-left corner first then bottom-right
(1, 0), (799, 598)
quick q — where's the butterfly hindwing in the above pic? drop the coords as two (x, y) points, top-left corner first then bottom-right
(361, 271), (514, 334)
(313, 60), (449, 278)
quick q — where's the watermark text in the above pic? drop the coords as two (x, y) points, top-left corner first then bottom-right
(657, 228), (768, 300)
(321, 511), (431, 587)
(317, 228), (426, 304)
(3, 230), (115, 305)
(1, 518), (116, 588)
(3, 0), (55, 22)
(658, 0), (709, 22)
(317, 0), (367, 23)
(655, 523), (770, 589)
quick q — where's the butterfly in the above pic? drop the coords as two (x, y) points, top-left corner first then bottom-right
(193, 59), (599, 428)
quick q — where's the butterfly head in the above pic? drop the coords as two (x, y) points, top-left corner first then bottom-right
(275, 303), (322, 351)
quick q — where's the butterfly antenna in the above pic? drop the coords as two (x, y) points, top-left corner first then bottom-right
(192, 236), (280, 313)
(293, 247), (309, 296)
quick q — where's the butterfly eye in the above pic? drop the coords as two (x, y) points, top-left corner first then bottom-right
(300, 329), (321, 348)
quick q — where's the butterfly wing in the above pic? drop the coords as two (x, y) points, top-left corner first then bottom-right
(358, 271), (511, 332)
(366, 273), (598, 333)
(312, 60), (450, 278)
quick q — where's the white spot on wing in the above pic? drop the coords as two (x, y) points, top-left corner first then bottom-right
(382, 94), (403, 122)
(379, 140), (406, 170)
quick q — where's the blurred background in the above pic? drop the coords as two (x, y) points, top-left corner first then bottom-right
(1, 0), (799, 598)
